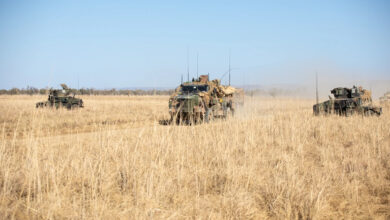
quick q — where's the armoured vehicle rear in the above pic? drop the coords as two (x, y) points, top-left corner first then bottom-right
(313, 86), (381, 116)
(169, 75), (240, 124)
(36, 84), (84, 109)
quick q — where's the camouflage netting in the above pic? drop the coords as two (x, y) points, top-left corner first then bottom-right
(221, 86), (236, 95)
(168, 75), (244, 124)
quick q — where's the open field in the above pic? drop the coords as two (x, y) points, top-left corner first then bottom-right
(0, 95), (389, 219)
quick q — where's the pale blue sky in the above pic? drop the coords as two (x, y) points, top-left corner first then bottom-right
(0, 0), (389, 89)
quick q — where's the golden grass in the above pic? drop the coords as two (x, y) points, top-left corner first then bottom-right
(0, 95), (389, 219)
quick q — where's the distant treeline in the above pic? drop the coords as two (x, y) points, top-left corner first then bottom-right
(0, 86), (306, 97)
(0, 86), (175, 96)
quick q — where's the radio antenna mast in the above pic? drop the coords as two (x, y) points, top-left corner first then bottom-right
(316, 72), (319, 105)
(196, 52), (199, 79)
(228, 50), (231, 86)
(187, 46), (189, 82)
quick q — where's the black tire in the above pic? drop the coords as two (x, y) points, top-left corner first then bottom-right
(205, 108), (213, 123)
(228, 100), (235, 117)
(176, 112), (183, 125)
(193, 111), (205, 125)
(189, 114), (194, 126)
(72, 104), (80, 110)
(195, 101), (206, 124)
(199, 112), (204, 123)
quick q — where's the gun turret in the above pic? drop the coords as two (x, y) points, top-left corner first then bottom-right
(331, 87), (352, 99)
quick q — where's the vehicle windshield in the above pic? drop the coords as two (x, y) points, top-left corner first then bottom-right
(181, 85), (209, 93)
(336, 89), (344, 96)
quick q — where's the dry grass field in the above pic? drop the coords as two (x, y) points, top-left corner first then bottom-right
(0, 95), (389, 219)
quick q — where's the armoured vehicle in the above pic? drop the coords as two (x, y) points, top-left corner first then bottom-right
(379, 92), (390, 106)
(169, 75), (241, 124)
(36, 84), (84, 109)
(313, 86), (381, 116)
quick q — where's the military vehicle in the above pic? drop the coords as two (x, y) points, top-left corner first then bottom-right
(379, 92), (390, 106)
(313, 86), (381, 116)
(36, 84), (84, 109)
(168, 75), (241, 124)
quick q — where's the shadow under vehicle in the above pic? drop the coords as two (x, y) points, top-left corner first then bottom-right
(168, 75), (241, 125)
(313, 86), (381, 116)
(36, 84), (84, 110)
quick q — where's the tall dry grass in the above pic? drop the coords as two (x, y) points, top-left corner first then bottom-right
(0, 95), (389, 219)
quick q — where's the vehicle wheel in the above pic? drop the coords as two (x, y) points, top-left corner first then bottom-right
(72, 104), (80, 110)
(205, 108), (213, 123)
(193, 112), (199, 124)
(363, 109), (370, 116)
(230, 106), (235, 117)
(195, 101), (206, 124)
(345, 108), (352, 117)
(189, 114), (194, 125)
(175, 114), (179, 125)
(194, 112), (204, 124)
(199, 112), (204, 123)
(176, 112), (183, 125)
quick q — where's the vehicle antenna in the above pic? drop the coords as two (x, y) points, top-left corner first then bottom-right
(47, 73), (51, 95)
(181, 74), (183, 84)
(196, 52), (199, 79)
(316, 72), (319, 105)
(229, 49), (231, 86)
(187, 46), (189, 82)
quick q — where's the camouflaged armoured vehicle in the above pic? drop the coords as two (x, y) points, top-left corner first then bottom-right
(379, 92), (390, 106)
(168, 75), (241, 124)
(36, 84), (84, 109)
(313, 86), (381, 116)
